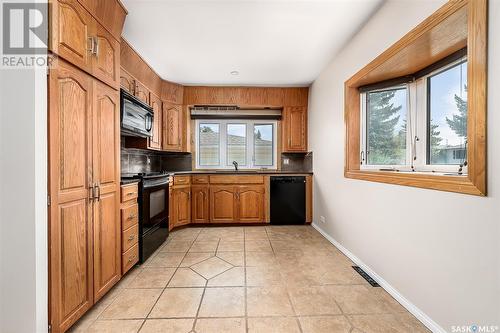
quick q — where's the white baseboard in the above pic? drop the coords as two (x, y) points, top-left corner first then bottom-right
(311, 223), (446, 333)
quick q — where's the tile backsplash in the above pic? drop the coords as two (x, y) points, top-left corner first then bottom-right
(121, 136), (192, 174)
(280, 152), (313, 172)
(122, 137), (312, 174)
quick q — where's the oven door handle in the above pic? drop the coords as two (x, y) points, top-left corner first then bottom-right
(143, 181), (169, 189)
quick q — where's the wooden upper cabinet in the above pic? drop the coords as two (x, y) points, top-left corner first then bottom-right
(134, 80), (150, 105)
(51, 0), (94, 73)
(92, 24), (120, 89)
(149, 94), (162, 150)
(191, 186), (209, 223)
(48, 59), (94, 333)
(210, 186), (237, 223)
(51, 0), (125, 90)
(120, 69), (135, 95)
(163, 102), (182, 151)
(92, 81), (121, 302)
(283, 106), (308, 152)
(171, 186), (191, 228)
(75, 0), (127, 41)
(237, 186), (265, 222)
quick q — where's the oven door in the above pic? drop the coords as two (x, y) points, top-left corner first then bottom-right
(141, 180), (169, 234)
(139, 178), (169, 262)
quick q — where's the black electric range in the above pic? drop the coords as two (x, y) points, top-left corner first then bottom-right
(121, 172), (171, 263)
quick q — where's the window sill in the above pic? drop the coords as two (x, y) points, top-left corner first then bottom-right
(344, 169), (484, 196)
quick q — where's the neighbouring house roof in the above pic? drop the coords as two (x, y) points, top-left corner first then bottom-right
(200, 131), (272, 146)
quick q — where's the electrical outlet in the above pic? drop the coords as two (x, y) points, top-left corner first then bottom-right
(320, 216), (326, 224)
(283, 158), (290, 165)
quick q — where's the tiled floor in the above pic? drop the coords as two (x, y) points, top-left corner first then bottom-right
(69, 226), (430, 333)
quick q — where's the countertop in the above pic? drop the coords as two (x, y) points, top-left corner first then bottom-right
(167, 170), (313, 175)
(120, 171), (313, 185)
(120, 178), (140, 185)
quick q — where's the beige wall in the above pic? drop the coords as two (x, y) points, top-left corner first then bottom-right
(308, 0), (499, 331)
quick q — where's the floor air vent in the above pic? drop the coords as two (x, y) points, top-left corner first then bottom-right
(352, 266), (380, 287)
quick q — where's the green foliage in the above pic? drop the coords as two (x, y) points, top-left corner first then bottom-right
(367, 90), (406, 165)
(201, 126), (214, 133)
(255, 129), (262, 140)
(429, 121), (443, 160)
(446, 88), (467, 138)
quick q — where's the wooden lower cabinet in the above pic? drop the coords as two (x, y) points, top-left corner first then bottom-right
(191, 185), (209, 223)
(210, 186), (237, 223)
(237, 186), (265, 222)
(170, 185), (191, 229)
(210, 185), (265, 223)
(49, 59), (121, 333)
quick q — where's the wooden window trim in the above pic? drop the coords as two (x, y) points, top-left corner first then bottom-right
(344, 0), (487, 196)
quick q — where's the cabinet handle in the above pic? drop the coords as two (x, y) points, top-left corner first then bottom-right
(87, 37), (94, 53)
(93, 37), (99, 56)
(126, 192), (136, 197)
(95, 182), (101, 201)
(128, 255), (135, 263)
(127, 214), (137, 221)
(128, 235), (135, 241)
(89, 186), (95, 201)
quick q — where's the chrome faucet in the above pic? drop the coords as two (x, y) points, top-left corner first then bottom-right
(232, 161), (238, 171)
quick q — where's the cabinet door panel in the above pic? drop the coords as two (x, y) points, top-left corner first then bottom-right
(92, 81), (121, 301)
(283, 106), (307, 152)
(120, 69), (135, 94)
(93, 24), (120, 89)
(49, 59), (94, 332)
(52, 0), (94, 72)
(192, 186), (209, 223)
(171, 186), (191, 228)
(149, 94), (162, 150)
(134, 80), (150, 105)
(163, 103), (182, 151)
(210, 186), (236, 223)
(237, 186), (265, 222)
(93, 191), (120, 301)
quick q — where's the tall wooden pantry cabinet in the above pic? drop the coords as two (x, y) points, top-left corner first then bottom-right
(47, 1), (127, 332)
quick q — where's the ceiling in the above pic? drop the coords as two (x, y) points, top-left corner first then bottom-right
(121, 0), (383, 86)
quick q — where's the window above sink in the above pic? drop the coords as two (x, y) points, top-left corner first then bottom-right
(195, 119), (278, 170)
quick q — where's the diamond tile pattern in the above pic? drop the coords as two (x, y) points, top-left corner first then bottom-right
(191, 257), (233, 279)
(68, 226), (430, 333)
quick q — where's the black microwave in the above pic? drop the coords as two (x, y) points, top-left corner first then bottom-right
(120, 89), (154, 138)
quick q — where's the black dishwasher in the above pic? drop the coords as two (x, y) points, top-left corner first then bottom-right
(270, 176), (306, 225)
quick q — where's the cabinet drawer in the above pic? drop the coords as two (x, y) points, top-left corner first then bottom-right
(209, 175), (264, 184)
(121, 204), (138, 230)
(122, 243), (138, 274)
(173, 175), (191, 185)
(121, 184), (138, 202)
(192, 175), (209, 184)
(122, 224), (138, 253)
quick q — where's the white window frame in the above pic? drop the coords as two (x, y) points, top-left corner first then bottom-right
(360, 57), (468, 175)
(195, 119), (277, 170)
